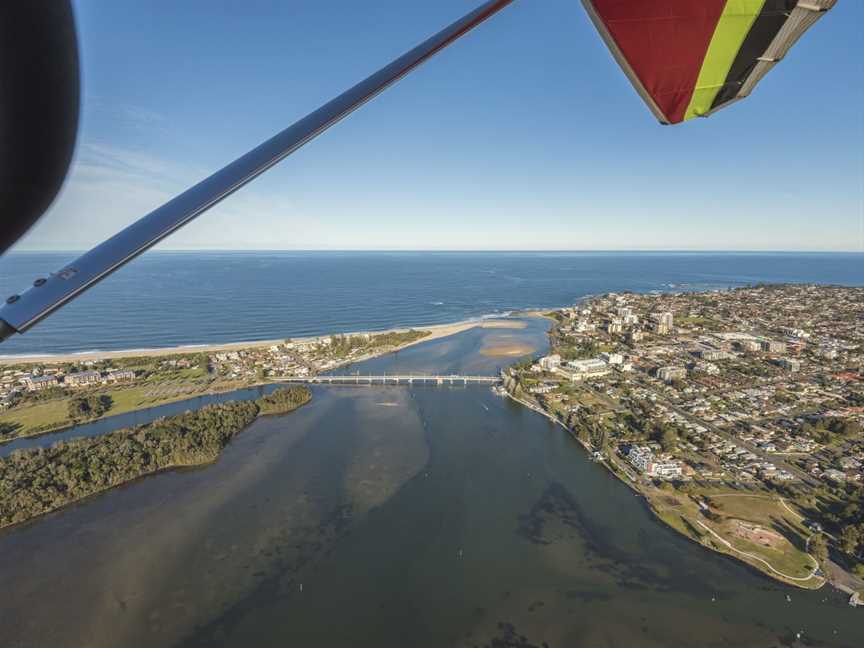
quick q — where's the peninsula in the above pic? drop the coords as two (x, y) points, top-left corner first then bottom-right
(0, 386), (311, 529)
(2, 285), (862, 601)
(0, 321), (489, 442)
(504, 284), (864, 599)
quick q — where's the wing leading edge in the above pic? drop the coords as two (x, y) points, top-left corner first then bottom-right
(0, 0), (515, 341)
(582, 0), (837, 124)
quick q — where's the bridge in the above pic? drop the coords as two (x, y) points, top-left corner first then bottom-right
(280, 374), (502, 386)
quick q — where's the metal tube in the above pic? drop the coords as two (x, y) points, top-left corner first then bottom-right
(0, 0), (515, 342)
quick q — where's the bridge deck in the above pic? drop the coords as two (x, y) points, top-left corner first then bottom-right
(280, 374), (501, 385)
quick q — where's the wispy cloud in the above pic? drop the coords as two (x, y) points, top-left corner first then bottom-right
(83, 97), (168, 132)
(12, 140), (861, 253)
(13, 140), (303, 251)
(120, 105), (165, 128)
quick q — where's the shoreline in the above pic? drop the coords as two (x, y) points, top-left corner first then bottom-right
(0, 296), (848, 595)
(0, 316), (520, 366)
(0, 389), (312, 531)
(0, 317), (533, 444)
(504, 285), (864, 599)
(503, 391), (827, 591)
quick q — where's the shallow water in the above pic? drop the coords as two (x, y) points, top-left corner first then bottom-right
(0, 319), (861, 647)
(0, 384), (275, 457)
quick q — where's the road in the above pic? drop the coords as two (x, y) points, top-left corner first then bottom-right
(656, 396), (819, 487)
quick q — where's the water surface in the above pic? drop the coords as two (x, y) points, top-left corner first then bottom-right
(0, 319), (860, 647)
(2, 251), (861, 356)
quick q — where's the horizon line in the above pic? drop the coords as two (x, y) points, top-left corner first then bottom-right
(7, 248), (864, 255)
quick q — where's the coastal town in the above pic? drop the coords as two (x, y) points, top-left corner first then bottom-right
(504, 284), (864, 597)
(0, 328), (432, 439)
(2, 284), (863, 601)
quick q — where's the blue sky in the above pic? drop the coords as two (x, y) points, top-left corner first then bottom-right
(16, 0), (863, 252)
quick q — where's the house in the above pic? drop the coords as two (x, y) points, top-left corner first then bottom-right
(529, 383), (555, 395)
(823, 469), (847, 483)
(64, 371), (102, 387)
(626, 445), (682, 479)
(656, 366), (687, 383)
(691, 361), (720, 376)
(24, 375), (59, 392)
(574, 320), (596, 333)
(558, 359), (610, 381)
(106, 370), (136, 383)
(838, 456), (861, 471)
(600, 352), (623, 365)
(819, 347), (839, 360)
(776, 358), (802, 372)
(761, 339), (787, 354)
(605, 319), (623, 334)
(735, 339), (761, 353)
(538, 354), (561, 372)
(627, 446), (654, 473)
(693, 345), (729, 361)
(651, 460), (684, 479)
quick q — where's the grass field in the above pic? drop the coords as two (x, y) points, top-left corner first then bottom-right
(572, 390), (619, 413)
(106, 381), (214, 413)
(0, 400), (70, 436)
(0, 376), (248, 440)
(646, 488), (823, 588)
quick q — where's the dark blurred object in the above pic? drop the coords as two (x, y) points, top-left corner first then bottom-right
(0, 1), (80, 254)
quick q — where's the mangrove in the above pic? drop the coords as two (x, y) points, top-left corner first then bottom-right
(0, 386), (311, 529)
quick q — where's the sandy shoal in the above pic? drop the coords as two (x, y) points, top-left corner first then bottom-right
(0, 320), (491, 366)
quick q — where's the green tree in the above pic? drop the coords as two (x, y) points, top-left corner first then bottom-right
(840, 525), (862, 556)
(0, 399), (265, 528)
(677, 482), (696, 495)
(67, 395), (113, 421)
(810, 533), (829, 566)
(651, 424), (678, 452)
(256, 386), (312, 416)
(0, 421), (22, 439)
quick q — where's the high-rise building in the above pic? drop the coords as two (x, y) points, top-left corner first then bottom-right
(538, 354), (561, 371)
(650, 312), (674, 335)
(760, 339), (787, 354)
(777, 358), (801, 372)
(656, 366), (686, 383)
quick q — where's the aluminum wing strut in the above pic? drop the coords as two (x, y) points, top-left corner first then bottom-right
(0, 0), (515, 343)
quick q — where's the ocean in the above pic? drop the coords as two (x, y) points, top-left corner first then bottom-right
(3, 253), (864, 646)
(1, 251), (861, 356)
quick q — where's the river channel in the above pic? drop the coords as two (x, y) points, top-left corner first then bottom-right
(0, 318), (860, 647)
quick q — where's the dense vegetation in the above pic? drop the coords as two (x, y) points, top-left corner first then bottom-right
(0, 422), (21, 440)
(0, 386), (310, 528)
(67, 394), (113, 421)
(257, 385), (311, 415)
(324, 330), (429, 358)
(808, 482), (864, 575)
(8, 386), (71, 407)
(801, 417), (862, 445)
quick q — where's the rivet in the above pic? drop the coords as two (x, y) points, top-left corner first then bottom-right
(33, 278), (47, 287)
(6, 295), (20, 304)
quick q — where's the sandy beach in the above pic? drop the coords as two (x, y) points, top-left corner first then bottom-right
(0, 318), (520, 366)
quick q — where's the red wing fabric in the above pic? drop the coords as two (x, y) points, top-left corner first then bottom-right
(582, 0), (837, 124)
